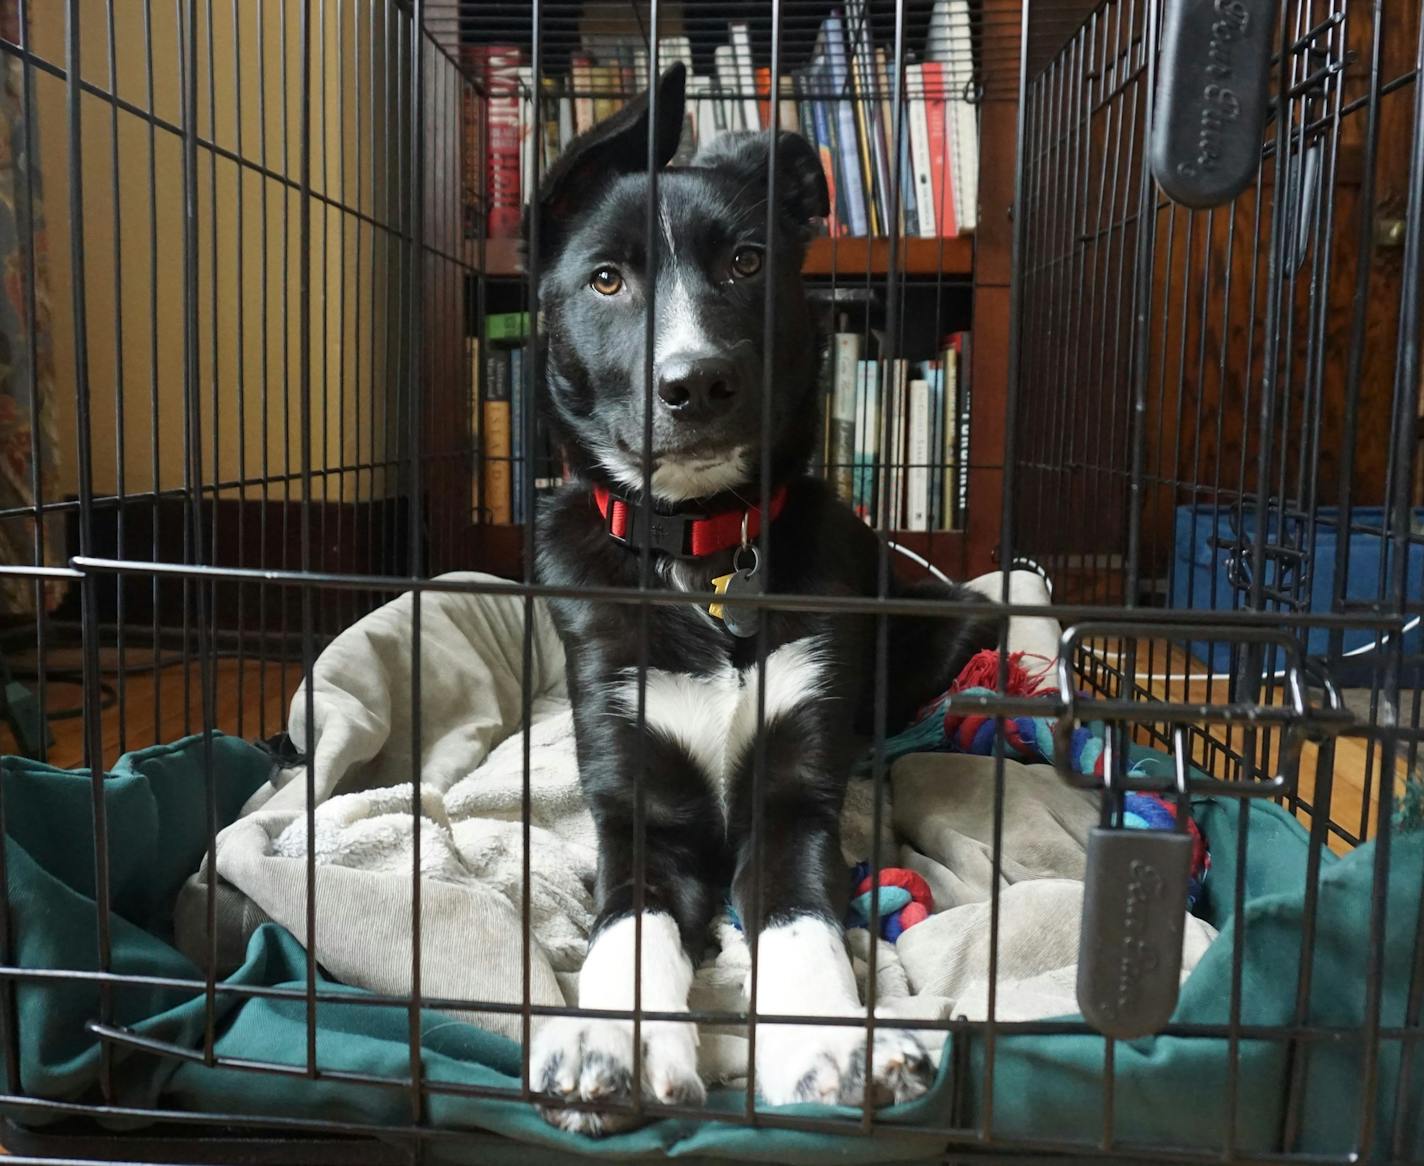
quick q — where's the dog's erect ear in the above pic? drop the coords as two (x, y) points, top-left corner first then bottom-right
(692, 131), (831, 227)
(526, 62), (687, 247)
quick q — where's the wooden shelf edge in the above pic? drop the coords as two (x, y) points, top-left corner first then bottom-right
(465, 234), (974, 279)
(802, 235), (974, 277)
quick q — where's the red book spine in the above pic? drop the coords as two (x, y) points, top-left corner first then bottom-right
(755, 67), (772, 132)
(461, 81), (483, 240)
(476, 44), (524, 239)
(922, 61), (956, 237)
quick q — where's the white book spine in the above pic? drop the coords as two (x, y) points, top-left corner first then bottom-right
(943, 348), (960, 529)
(515, 67), (534, 211)
(853, 361), (880, 523)
(947, 0), (979, 231)
(829, 333), (862, 503)
(730, 24), (762, 130)
(713, 46), (743, 132)
(886, 360), (909, 529)
(687, 76), (719, 150)
(907, 66), (937, 238)
(908, 379), (930, 532)
(558, 96), (574, 152)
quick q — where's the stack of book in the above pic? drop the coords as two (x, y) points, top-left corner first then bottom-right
(819, 328), (970, 532)
(469, 312), (561, 525)
(470, 314), (970, 533)
(461, 0), (978, 241)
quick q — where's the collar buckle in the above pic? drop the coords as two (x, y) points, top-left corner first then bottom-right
(606, 495), (707, 559)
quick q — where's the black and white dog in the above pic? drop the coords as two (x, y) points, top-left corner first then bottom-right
(527, 63), (993, 1133)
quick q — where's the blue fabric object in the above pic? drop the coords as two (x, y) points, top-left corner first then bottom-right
(1170, 504), (1424, 675)
(849, 886), (911, 921)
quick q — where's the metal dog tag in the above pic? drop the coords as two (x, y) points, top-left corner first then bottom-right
(1077, 827), (1193, 1039)
(709, 546), (763, 638)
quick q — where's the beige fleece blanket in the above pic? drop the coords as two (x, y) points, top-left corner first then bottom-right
(174, 571), (1216, 1082)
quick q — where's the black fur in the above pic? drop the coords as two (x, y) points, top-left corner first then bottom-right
(527, 63), (993, 1116)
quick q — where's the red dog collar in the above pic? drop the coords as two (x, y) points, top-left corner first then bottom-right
(592, 484), (788, 559)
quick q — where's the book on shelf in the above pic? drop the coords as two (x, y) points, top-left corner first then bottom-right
(478, 311), (566, 526)
(906, 64), (937, 238)
(460, 7), (977, 244)
(886, 357), (909, 528)
(730, 23), (762, 135)
(465, 43), (523, 240)
(952, 330), (971, 524)
(468, 336), (481, 519)
(887, 50), (921, 237)
(828, 331), (862, 504)
(928, 0), (979, 233)
(907, 376), (931, 532)
(511, 345), (526, 524)
(461, 79), (483, 240)
(473, 327), (968, 534)
(802, 55), (846, 238)
(852, 358), (880, 521)
(777, 74), (799, 135)
(921, 59), (956, 236)
(713, 45), (744, 132)
(845, 1), (889, 237)
(822, 9), (870, 238)
(826, 335), (969, 533)
(570, 53), (595, 134)
(481, 344), (513, 524)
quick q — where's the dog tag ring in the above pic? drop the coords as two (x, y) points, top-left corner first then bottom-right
(715, 544), (763, 638)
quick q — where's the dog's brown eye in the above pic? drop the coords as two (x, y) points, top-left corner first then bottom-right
(731, 247), (763, 278)
(590, 266), (623, 296)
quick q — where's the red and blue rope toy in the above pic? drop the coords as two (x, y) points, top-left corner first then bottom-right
(845, 649), (1211, 939)
(729, 650), (1210, 942)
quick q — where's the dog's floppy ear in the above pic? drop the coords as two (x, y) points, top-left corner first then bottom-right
(692, 131), (831, 228)
(526, 62), (687, 251)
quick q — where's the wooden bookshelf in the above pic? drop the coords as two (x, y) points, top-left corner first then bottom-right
(802, 235), (973, 277)
(466, 234), (974, 279)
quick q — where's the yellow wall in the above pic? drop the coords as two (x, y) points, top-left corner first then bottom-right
(39, 0), (396, 502)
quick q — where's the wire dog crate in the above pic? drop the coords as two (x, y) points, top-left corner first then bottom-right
(0, 0), (1419, 1162)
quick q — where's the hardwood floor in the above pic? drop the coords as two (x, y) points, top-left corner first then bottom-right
(1084, 639), (1408, 853)
(0, 647), (302, 771)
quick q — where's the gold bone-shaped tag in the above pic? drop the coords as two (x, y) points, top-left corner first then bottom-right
(708, 572), (735, 621)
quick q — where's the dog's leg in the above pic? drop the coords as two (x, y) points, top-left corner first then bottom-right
(727, 636), (934, 1109)
(531, 670), (724, 1135)
(531, 905), (705, 1135)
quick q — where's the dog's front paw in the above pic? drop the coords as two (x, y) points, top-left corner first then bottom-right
(530, 1016), (705, 1135)
(755, 1021), (933, 1108)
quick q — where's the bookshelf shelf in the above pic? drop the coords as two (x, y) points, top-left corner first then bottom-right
(466, 234), (973, 279)
(802, 235), (973, 277)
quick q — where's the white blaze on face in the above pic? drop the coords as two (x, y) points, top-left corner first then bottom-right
(653, 272), (706, 367)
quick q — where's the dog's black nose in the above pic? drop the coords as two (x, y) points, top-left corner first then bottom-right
(656, 357), (737, 418)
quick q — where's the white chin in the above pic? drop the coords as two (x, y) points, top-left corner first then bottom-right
(604, 446), (751, 503)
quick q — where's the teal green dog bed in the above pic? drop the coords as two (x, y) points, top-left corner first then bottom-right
(2, 733), (1420, 1161)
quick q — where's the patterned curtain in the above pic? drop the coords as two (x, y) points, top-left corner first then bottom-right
(0, 0), (65, 616)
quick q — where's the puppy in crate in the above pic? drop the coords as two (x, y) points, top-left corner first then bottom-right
(526, 63), (993, 1132)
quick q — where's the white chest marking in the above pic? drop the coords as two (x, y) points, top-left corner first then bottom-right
(612, 635), (832, 814)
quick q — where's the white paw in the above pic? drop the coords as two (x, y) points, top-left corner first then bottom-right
(531, 1016), (706, 1136)
(754, 1020), (933, 1108)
